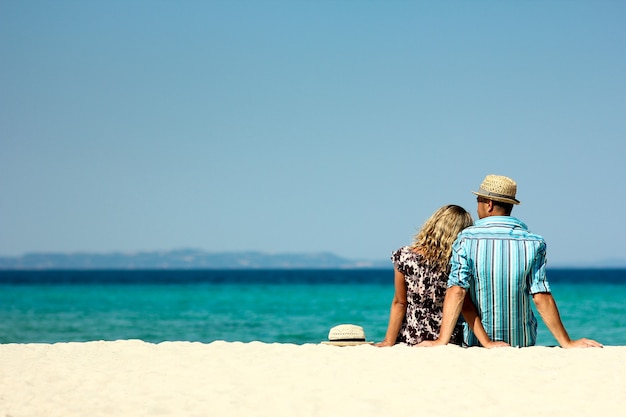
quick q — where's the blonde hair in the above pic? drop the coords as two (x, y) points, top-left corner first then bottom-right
(410, 205), (473, 273)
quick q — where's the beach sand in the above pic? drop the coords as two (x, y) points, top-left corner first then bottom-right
(1, 340), (623, 417)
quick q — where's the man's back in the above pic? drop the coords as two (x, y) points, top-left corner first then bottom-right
(448, 216), (551, 347)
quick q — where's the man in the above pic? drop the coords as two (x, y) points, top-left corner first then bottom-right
(420, 174), (602, 348)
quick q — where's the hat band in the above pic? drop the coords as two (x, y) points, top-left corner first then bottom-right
(478, 187), (516, 201)
(329, 338), (366, 342)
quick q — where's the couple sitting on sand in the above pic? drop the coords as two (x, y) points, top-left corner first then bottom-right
(377, 174), (602, 349)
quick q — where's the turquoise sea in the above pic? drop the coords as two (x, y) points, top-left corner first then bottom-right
(1, 269), (625, 346)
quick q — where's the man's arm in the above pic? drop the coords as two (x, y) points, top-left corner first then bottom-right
(416, 285), (465, 346)
(461, 295), (509, 348)
(532, 292), (603, 348)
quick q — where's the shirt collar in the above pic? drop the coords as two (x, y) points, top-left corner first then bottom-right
(475, 216), (528, 230)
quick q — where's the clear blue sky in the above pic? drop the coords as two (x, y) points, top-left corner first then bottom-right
(1, 1), (625, 266)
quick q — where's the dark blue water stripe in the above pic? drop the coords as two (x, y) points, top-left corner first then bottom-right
(1, 268), (625, 285)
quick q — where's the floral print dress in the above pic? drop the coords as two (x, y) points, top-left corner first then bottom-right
(391, 246), (463, 345)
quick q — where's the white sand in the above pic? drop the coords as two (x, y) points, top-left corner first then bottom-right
(1, 340), (624, 417)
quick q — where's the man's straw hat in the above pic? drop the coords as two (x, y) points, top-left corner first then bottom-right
(472, 174), (521, 205)
(321, 324), (373, 346)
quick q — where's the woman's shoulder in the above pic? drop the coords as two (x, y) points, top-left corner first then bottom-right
(392, 245), (412, 256)
(391, 246), (423, 263)
(392, 246), (429, 277)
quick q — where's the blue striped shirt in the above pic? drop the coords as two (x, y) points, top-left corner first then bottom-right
(447, 216), (551, 347)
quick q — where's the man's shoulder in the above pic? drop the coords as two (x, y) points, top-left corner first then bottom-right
(459, 216), (545, 242)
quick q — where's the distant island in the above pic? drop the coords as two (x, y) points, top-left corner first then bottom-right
(1, 249), (624, 270)
(0, 249), (390, 270)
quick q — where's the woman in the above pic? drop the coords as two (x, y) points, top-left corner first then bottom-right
(377, 205), (473, 346)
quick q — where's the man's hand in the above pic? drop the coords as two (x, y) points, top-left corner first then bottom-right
(561, 338), (603, 348)
(482, 340), (510, 348)
(415, 339), (446, 347)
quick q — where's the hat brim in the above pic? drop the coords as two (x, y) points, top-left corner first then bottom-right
(472, 191), (521, 205)
(321, 341), (374, 346)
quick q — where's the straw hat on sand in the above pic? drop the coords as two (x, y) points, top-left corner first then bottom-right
(322, 324), (373, 346)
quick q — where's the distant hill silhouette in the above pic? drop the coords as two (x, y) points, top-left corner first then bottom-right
(0, 249), (389, 270)
(1, 250), (624, 270)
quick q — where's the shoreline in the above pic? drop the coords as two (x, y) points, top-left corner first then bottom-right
(2, 340), (624, 416)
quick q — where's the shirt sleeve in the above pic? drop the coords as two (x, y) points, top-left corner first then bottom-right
(447, 237), (471, 289)
(391, 247), (406, 275)
(529, 240), (551, 294)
